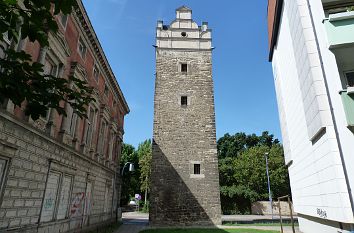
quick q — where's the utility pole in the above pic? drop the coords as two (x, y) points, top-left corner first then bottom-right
(265, 152), (273, 219)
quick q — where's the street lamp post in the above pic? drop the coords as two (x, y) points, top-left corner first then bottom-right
(264, 152), (273, 219)
(115, 162), (134, 222)
(121, 162), (135, 176)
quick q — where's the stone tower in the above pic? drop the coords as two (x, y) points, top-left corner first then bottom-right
(150, 6), (221, 226)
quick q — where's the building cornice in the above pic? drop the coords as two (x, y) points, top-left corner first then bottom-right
(268, 0), (283, 62)
(74, 0), (130, 115)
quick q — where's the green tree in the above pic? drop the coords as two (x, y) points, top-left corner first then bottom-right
(217, 132), (289, 214)
(120, 143), (140, 206)
(0, 0), (93, 120)
(137, 139), (152, 205)
(217, 131), (279, 159)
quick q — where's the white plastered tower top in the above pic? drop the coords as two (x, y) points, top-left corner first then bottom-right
(156, 6), (212, 50)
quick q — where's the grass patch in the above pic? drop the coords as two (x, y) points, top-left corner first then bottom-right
(140, 229), (279, 233)
(88, 221), (122, 233)
(224, 223), (298, 227)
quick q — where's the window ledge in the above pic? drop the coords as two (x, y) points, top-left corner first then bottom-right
(190, 174), (205, 179)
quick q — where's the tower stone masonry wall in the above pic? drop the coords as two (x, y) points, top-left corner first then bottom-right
(150, 6), (221, 226)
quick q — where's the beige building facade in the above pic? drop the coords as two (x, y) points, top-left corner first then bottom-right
(0, 1), (129, 232)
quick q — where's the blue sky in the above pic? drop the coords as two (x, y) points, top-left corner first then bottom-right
(82, 0), (281, 148)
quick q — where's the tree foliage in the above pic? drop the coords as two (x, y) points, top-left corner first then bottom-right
(217, 132), (290, 214)
(0, 0), (93, 120)
(120, 143), (140, 206)
(119, 140), (152, 208)
(137, 139), (152, 195)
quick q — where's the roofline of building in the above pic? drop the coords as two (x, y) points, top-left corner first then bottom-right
(75, 0), (130, 115)
(268, 0), (283, 62)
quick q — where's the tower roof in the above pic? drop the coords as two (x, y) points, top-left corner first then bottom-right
(176, 5), (192, 12)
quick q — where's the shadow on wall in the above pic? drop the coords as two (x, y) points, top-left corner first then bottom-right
(149, 141), (220, 227)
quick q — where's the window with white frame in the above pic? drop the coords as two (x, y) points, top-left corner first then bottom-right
(78, 37), (87, 59)
(103, 183), (110, 213)
(59, 13), (68, 29)
(44, 58), (59, 77)
(103, 124), (109, 156)
(93, 65), (100, 82)
(98, 120), (107, 154)
(69, 110), (78, 137)
(85, 107), (96, 145)
(104, 84), (109, 96)
(108, 132), (115, 160)
(3, 32), (10, 44)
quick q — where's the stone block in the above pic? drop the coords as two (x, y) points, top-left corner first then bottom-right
(5, 209), (17, 217)
(6, 178), (18, 187)
(18, 209), (28, 217)
(0, 210), (6, 218)
(25, 200), (34, 207)
(31, 191), (42, 198)
(21, 217), (30, 225)
(14, 199), (25, 207)
(30, 216), (39, 224)
(11, 190), (21, 197)
(0, 220), (9, 228)
(14, 170), (26, 178)
(1, 199), (13, 208)
(18, 180), (29, 188)
(9, 219), (21, 227)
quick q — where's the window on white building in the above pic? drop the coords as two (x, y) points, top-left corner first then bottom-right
(345, 71), (354, 87)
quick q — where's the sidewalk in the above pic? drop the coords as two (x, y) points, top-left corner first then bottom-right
(222, 214), (298, 223)
(114, 212), (148, 233)
(220, 225), (301, 233)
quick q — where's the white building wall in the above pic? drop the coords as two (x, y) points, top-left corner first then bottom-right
(272, 0), (353, 226)
(309, 0), (354, 209)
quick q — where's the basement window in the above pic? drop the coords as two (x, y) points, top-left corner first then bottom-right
(181, 96), (188, 106)
(181, 63), (187, 73)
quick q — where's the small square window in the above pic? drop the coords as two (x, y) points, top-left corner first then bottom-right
(181, 63), (187, 73)
(345, 71), (354, 87)
(181, 96), (188, 106)
(194, 164), (201, 175)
